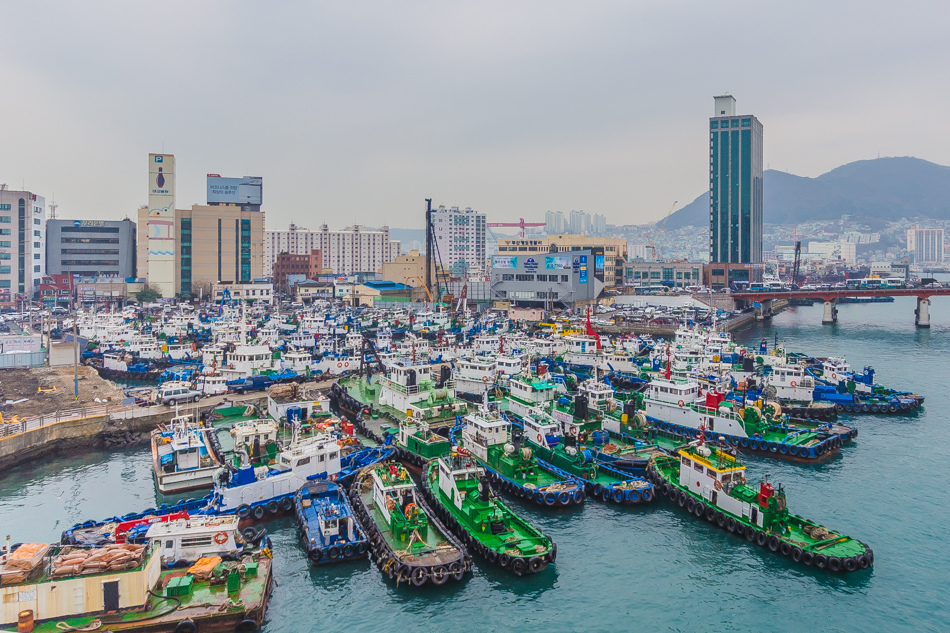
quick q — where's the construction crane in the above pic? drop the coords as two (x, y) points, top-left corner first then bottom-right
(454, 283), (468, 315)
(406, 276), (434, 303)
(486, 217), (545, 238)
(645, 201), (678, 262)
(791, 241), (802, 287)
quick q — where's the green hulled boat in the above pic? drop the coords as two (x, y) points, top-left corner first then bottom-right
(460, 408), (585, 507)
(382, 417), (452, 468)
(334, 362), (468, 429)
(646, 433), (873, 573)
(420, 454), (555, 576)
(518, 412), (655, 505)
(349, 462), (472, 586)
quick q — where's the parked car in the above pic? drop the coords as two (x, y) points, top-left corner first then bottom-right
(227, 375), (275, 394)
(157, 385), (202, 405)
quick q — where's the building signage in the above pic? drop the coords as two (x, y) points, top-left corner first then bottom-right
(491, 256), (518, 269)
(552, 409), (573, 425)
(207, 176), (263, 205)
(545, 256), (571, 270)
(595, 254), (604, 272)
(524, 257), (538, 272)
(579, 255), (588, 284)
(73, 220), (105, 227)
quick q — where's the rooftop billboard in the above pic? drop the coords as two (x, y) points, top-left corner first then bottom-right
(207, 175), (263, 205)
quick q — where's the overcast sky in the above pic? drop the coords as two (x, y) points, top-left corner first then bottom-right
(2, 1), (948, 229)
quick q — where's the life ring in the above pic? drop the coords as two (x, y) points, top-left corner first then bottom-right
(229, 363), (235, 369)
(677, 400), (685, 407)
(831, 372), (838, 381)
(714, 480), (722, 491)
(329, 473), (338, 482)
(790, 380), (797, 387)
(213, 531), (228, 545)
(537, 433), (544, 444)
(337, 362), (343, 368)
(482, 376), (488, 382)
(344, 362), (349, 368)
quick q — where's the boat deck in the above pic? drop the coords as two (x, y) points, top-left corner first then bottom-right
(357, 487), (460, 567)
(21, 559), (271, 633)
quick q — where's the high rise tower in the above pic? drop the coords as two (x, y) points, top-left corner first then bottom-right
(709, 95), (763, 265)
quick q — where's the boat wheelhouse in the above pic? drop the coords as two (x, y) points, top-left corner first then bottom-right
(151, 415), (220, 493)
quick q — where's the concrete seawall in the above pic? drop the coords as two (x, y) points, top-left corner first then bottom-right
(0, 395), (268, 472)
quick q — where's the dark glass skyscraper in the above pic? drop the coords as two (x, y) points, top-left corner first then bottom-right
(709, 95), (763, 265)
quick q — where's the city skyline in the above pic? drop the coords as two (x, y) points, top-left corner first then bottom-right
(2, 2), (949, 229)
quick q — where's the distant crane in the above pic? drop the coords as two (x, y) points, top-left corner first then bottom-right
(791, 241), (802, 287)
(486, 217), (545, 238)
(646, 201), (678, 261)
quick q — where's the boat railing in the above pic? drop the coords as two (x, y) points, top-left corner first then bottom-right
(0, 402), (140, 438)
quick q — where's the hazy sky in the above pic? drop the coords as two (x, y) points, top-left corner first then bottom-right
(2, 1), (948, 229)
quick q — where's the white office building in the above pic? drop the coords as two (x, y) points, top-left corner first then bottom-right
(906, 226), (944, 263)
(432, 205), (486, 275)
(265, 223), (401, 276)
(0, 187), (46, 302)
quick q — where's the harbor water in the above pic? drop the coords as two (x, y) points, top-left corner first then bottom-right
(1, 297), (947, 632)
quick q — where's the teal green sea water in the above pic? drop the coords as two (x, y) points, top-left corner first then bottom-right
(1, 297), (947, 632)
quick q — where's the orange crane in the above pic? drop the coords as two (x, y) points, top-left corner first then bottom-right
(486, 218), (545, 238)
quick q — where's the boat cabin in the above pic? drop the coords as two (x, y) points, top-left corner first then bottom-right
(507, 375), (558, 415)
(157, 416), (208, 474)
(578, 379), (615, 411)
(195, 374), (229, 396)
(397, 418), (451, 459)
(647, 379), (700, 405)
(230, 419), (279, 463)
(522, 415), (560, 450)
(145, 515), (240, 565)
(455, 356), (497, 383)
(371, 464), (428, 543)
(299, 482), (360, 547)
(461, 410), (509, 463)
(436, 455), (484, 511)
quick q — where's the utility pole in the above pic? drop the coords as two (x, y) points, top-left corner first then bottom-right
(424, 199), (433, 296)
(72, 311), (79, 401)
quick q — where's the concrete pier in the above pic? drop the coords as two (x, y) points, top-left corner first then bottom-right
(822, 299), (838, 325)
(915, 297), (931, 328)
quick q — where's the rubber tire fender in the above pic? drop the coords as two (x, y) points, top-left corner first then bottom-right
(511, 557), (527, 576)
(251, 505), (266, 521)
(174, 620), (198, 633)
(767, 535), (780, 552)
(237, 504), (251, 519)
(328, 545), (342, 560)
(266, 500), (280, 515)
(815, 554), (829, 569)
(280, 496), (293, 512)
(828, 557), (843, 572)
(843, 557), (858, 572)
(235, 619), (260, 633)
(528, 556), (544, 574)
(612, 488), (624, 503)
(544, 492), (557, 506)
(308, 548), (323, 564)
(498, 553), (511, 567)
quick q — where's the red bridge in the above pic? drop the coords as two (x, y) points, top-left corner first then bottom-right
(730, 287), (950, 327)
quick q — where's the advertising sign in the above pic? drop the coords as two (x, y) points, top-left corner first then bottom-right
(579, 255), (588, 284)
(207, 176), (263, 205)
(545, 256), (571, 270)
(595, 254), (604, 272)
(524, 257), (538, 272)
(492, 256), (518, 269)
(147, 154), (176, 297)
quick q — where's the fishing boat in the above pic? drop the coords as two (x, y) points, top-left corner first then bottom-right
(0, 541), (272, 633)
(349, 462), (472, 586)
(647, 429), (873, 573)
(150, 414), (221, 493)
(519, 413), (655, 505)
(419, 453), (556, 575)
(460, 408), (586, 507)
(294, 481), (369, 565)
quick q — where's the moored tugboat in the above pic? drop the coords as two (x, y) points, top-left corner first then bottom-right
(647, 429), (873, 573)
(295, 481), (369, 566)
(518, 412), (655, 505)
(461, 408), (586, 508)
(420, 451), (555, 576)
(382, 416), (452, 468)
(350, 462), (472, 586)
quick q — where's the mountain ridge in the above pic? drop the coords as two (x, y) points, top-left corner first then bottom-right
(662, 157), (950, 230)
